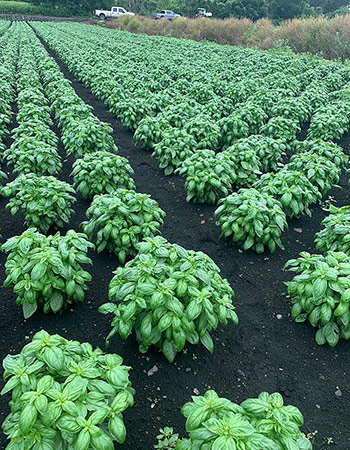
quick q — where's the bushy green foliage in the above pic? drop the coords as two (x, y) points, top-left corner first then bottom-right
(286, 251), (350, 347)
(2, 174), (76, 233)
(307, 107), (350, 141)
(71, 151), (135, 198)
(286, 152), (341, 195)
(82, 189), (165, 262)
(222, 144), (261, 186)
(259, 117), (300, 149)
(184, 117), (221, 150)
(152, 129), (196, 175)
(255, 169), (321, 218)
(158, 390), (312, 450)
(235, 135), (286, 172)
(2, 228), (94, 318)
(215, 188), (287, 253)
(99, 236), (237, 362)
(134, 116), (172, 149)
(4, 140), (62, 176)
(176, 150), (237, 204)
(315, 205), (350, 253)
(295, 139), (348, 168)
(218, 114), (250, 147)
(62, 118), (117, 158)
(1, 330), (134, 449)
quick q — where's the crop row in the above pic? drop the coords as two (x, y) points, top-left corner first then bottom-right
(284, 204), (350, 349)
(32, 22), (350, 175)
(0, 24), (241, 365)
(0, 23), (16, 163)
(0, 22), (317, 450)
(29, 22), (350, 258)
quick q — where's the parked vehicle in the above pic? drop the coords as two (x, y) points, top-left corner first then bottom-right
(95, 6), (135, 20)
(152, 10), (180, 20)
(196, 8), (212, 17)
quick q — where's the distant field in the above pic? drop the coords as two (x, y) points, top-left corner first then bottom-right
(0, 1), (35, 14)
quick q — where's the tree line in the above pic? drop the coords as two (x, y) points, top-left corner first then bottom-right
(28, 0), (350, 20)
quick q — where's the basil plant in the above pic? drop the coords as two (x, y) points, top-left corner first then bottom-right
(2, 174), (76, 233)
(285, 251), (350, 347)
(295, 139), (348, 169)
(176, 150), (237, 204)
(99, 236), (237, 363)
(215, 189), (287, 253)
(286, 153), (340, 196)
(61, 117), (117, 158)
(82, 189), (165, 262)
(71, 151), (135, 199)
(4, 139), (62, 176)
(160, 390), (312, 450)
(255, 169), (321, 219)
(2, 228), (94, 318)
(2, 330), (134, 449)
(315, 205), (350, 254)
(152, 128), (196, 176)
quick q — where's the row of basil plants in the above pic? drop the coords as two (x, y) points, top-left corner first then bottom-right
(0, 25), (137, 449)
(1, 24), (244, 450)
(283, 202), (350, 349)
(0, 22), (315, 450)
(1, 23), (238, 365)
(30, 22), (350, 256)
(31, 22), (350, 193)
(0, 23), (16, 170)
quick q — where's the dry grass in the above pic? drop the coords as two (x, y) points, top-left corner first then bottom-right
(97, 14), (350, 60)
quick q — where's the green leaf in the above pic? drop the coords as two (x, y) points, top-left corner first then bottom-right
(91, 431), (114, 449)
(22, 300), (38, 319)
(162, 340), (176, 363)
(213, 436), (236, 450)
(19, 404), (37, 434)
(324, 322), (340, 347)
(74, 429), (90, 450)
(57, 414), (81, 433)
(50, 292), (63, 313)
(312, 278), (327, 300)
(31, 262), (47, 282)
(200, 331), (214, 353)
(108, 416), (126, 443)
(42, 347), (65, 372)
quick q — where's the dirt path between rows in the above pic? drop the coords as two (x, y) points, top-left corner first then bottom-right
(0, 28), (349, 449)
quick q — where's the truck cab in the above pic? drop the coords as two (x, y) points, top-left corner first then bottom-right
(95, 6), (135, 20)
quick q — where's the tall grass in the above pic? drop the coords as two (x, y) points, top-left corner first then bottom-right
(0, 1), (35, 14)
(101, 14), (350, 60)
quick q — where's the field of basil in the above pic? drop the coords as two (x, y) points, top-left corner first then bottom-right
(0, 17), (350, 450)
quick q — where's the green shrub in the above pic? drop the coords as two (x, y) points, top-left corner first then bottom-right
(82, 189), (165, 262)
(176, 150), (237, 204)
(295, 139), (348, 169)
(222, 143), (261, 186)
(286, 153), (341, 195)
(315, 205), (350, 253)
(152, 129), (196, 175)
(62, 118), (117, 158)
(71, 151), (135, 198)
(157, 390), (312, 450)
(215, 188), (287, 253)
(1, 330), (134, 449)
(99, 236), (237, 362)
(2, 174), (76, 233)
(2, 228), (94, 318)
(286, 251), (350, 347)
(255, 169), (321, 219)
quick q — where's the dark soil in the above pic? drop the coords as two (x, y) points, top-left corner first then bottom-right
(0, 34), (349, 450)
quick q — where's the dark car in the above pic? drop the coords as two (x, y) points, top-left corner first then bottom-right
(152, 10), (180, 20)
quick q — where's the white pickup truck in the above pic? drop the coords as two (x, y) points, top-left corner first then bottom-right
(95, 6), (135, 20)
